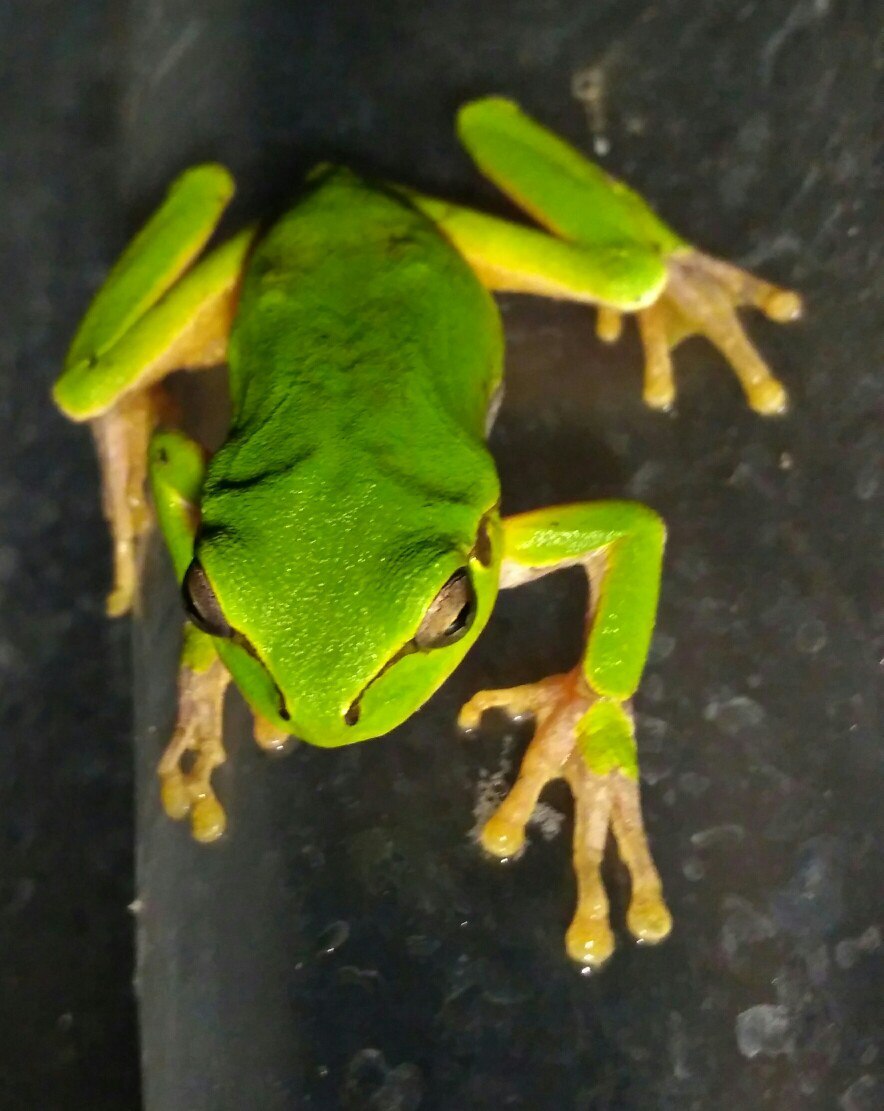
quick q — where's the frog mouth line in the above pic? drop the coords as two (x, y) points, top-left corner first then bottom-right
(236, 636), (292, 723)
(344, 639), (418, 727)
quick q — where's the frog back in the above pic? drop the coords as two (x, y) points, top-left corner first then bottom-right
(221, 167), (502, 491)
(196, 170), (503, 707)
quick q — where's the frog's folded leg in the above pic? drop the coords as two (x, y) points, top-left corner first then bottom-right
(452, 96), (802, 415)
(53, 165), (255, 615)
(459, 501), (671, 968)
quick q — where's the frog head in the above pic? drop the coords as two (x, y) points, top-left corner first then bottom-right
(182, 460), (502, 747)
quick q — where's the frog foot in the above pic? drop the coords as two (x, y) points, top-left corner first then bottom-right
(597, 250), (802, 415)
(158, 655), (230, 842)
(459, 668), (671, 969)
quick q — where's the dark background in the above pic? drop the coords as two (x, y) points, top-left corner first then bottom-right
(1, 1), (881, 1108)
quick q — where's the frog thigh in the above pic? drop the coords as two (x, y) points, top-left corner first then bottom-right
(54, 219), (254, 422)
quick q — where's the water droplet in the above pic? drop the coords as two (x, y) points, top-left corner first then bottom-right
(735, 1003), (793, 1058)
(835, 939), (858, 969)
(704, 695), (766, 735)
(839, 1074), (881, 1111)
(316, 920), (349, 956)
(855, 460), (879, 501)
(342, 1049), (423, 1111)
(649, 632), (676, 662)
(682, 856), (705, 881)
(796, 618), (827, 654)
(679, 772), (710, 797)
(691, 824), (745, 849)
(721, 895), (776, 964)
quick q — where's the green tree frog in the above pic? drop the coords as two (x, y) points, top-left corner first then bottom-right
(54, 98), (801, 968)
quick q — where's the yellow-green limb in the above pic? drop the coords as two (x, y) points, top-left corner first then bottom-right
(466, 501), (669, 964)
(148, 428), (206, 580)
(578, 700), (638, 780)
(63, 164), (234, 388)
(456, 98), (803, 417)
(181, 621), (218, 673)
(54, 226), (255, 421)
(501, 500), (665, 701)
(457, 97), (686, 256)
(410, 192), (666, 311)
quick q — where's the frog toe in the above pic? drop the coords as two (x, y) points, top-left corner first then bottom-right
(468, 667), (670, 966)
(641, 248), (801, 415)
(157, 654), (231, 841)
(565, 911), (616, 969)
(627, 892), (673, 945)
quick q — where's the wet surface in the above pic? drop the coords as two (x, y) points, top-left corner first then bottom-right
(2, 1), (881, 1108)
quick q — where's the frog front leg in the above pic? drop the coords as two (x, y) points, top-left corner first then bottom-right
(454, 97), (802, 414)
(53, 164), (255, 614)
(148, 429), (290, 841)
(459, 502), (671, 968)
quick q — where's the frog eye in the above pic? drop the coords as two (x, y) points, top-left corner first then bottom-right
(414, 569), (476, 650)
(182, 560), (234, 638)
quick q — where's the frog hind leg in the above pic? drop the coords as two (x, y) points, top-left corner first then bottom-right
(455, 96), (803, 415)
(54, 164), (256, 615)
(459, 501), (671, 968)
(81, 231), (249, 619)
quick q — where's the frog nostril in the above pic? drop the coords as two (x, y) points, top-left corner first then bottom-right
(344, 702), (361, 726)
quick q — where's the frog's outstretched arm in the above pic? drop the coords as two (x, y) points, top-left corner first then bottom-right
(53, 166), (255, 614)
(452, 96), (802, 414)
(460, 502), (671, 968)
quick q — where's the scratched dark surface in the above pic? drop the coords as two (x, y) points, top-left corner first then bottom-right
(1, 1), (881, 1108)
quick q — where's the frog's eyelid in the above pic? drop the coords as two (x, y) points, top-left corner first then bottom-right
(413, 569), (475, 650)
(345, 563), (478, 725)
(182, 560), (293, 718)
(182, 560), (234, 638)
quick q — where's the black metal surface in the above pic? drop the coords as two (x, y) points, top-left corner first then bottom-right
(2, 1), (881, 1108)
(0, 4), (138, 1109)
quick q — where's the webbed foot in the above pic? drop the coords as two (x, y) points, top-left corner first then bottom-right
(158, 652), (231, 842)
(460, 667), (671, 968)
(598, 250), (802, 414)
